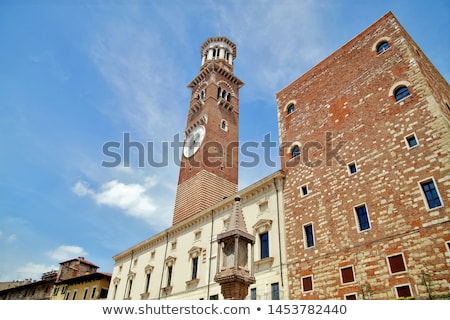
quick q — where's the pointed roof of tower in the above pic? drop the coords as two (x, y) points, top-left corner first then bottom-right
(217, 196), (255, 243)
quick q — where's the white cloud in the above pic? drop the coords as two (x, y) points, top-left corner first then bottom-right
(47, 245), (87, 261)
(16, 262), (57, 280)
(73, 178), (162, 226)
(0, 230), (17, 243)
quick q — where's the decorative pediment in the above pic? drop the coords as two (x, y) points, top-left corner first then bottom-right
(188, 246), (203, 258)
(253, 219), (273, 234)
(165, 256), (176, 267)
(144, 264), (154, 274)
(113, 277), (121, 285)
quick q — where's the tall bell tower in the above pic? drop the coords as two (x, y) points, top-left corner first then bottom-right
(172, 37), (244, 225)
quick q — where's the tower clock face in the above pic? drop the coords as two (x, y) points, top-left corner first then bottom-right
(183, 125), (206, 158)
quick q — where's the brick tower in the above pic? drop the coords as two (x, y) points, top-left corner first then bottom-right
(277, 12), (450, 299)
(173, 37), (244, 225)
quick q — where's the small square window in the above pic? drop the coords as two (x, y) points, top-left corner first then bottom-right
(302, 276), (313, 292)
(340, 266), (355, 284)
(419, 178), (443, 210)
(348, 162), (357, 175)
(446, 241), (450, 252)
(300, 184), (309, 197)
(388, 254), (407, 274)
(405, 134), (418, 149)
(194, 231), (201, 241)
(395, 284), (412, 298)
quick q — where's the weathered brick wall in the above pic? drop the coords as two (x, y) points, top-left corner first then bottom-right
(277, 12), (450, 299)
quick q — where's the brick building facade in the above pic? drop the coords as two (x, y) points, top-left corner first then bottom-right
(277, 11), (450, 299)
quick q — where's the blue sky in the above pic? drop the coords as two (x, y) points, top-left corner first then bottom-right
(1, 0), (449, 281)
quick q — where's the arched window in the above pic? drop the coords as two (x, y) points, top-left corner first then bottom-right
(221, 120), (228, 131)
(377, 41), (390, 54)
(287, 103), (295, 115)
(394, 86), (410, 101)
(291, 145), (300, 158)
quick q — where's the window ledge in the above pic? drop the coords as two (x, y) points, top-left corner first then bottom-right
(394, 94), (412, 104)
(140, 292), (150, 299)
(254, 257), (274, 268)
(185, 278), (200, 286)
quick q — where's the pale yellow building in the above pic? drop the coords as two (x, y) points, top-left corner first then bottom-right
(108, 171), (288, 300)
(52, 272), (111, 300)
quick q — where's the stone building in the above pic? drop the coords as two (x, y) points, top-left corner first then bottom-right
(51, 271), (111, 300)
(277, 11), (450, 299)
(0, 257), (110, 300)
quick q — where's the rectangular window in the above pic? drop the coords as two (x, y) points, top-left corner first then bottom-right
(145, 273), (151, 293)
(271, 282), (280, 300)
(113, 284), (117, 300)
(65, 291), (70, 300)
(301, 184), (309, 197)
(127, 280), (133, 298)
(91, 287), (97, 299)
(340, 266), (355, 284)
(302, 276), (313, 292)
(251, 288), (257, 300)
(209, 294), (219, 300)
(167, 266), (173, 287)
(405, 133), (418, 149)
(72, 290), (77, 300)
(53, 287), (59, 296)
(260, 232), (269, 259)
(82, 288), (88, 300)
(303, 224), (315, 248)
(395, 284), (412, 298)
(420, 179), (442, 210)
(388, 254), (406, 274)
(192, 257), (199, 280)
(345, 293), (357, 300)
(348, 161), (357, 175)
(355, 204), (371, 231)
(100, 288), (108, 299)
